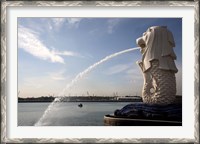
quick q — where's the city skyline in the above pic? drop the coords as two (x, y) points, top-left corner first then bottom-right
(18, 18), (182, 98)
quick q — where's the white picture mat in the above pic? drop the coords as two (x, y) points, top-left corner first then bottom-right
(6, 6), (194, 139)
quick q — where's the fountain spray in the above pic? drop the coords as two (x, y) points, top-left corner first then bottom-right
(35, 47), (140, 126)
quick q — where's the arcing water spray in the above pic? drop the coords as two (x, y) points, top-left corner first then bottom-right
(35, 47), (140, 126)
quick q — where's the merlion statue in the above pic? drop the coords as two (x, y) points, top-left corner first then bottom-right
(136, 26), (178, 105)
(104, 26), (182, 125)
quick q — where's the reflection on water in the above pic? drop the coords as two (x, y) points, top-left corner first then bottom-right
(18, 102), (132, 126)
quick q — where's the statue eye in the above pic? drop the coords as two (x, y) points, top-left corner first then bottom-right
(146, 28), (152, 33)
(143, 32), (146, 36)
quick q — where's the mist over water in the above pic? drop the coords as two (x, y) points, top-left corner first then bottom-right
(35, 47), (140, 126)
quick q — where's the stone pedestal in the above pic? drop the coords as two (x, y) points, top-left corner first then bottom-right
(104, 115), (182, 126)
(104, 103), (182, 126)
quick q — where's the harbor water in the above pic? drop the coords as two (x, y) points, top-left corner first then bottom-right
(18, 102), (133, 126)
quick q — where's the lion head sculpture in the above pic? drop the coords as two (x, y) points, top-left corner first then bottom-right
(137, 26), (178, 73)
(136, 26), (178, 105)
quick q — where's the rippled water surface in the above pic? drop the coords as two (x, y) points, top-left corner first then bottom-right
(18, 102), (132, 126)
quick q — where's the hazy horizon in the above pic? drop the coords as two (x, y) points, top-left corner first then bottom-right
(18, 18), (182, 98)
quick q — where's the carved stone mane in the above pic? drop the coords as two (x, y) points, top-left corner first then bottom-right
(136, 26), (178, 105)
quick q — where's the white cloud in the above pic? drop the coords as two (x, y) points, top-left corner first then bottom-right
(105, 64), (130, 75)
(67, 18), (82, 24)
(18, 26), (65, 64)
(107, 19), (120, 34)
(51, 18), (82, 30)
(51, 18), (65, 29)
(48, 70), (68, 81)
(126, 68), (140, 75)
(51, 49), (78, 57)
(48, 22), (53, 30)
(125, 67), (143, 80)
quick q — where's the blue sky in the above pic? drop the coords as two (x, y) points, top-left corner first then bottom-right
(18, 18), (182, 98)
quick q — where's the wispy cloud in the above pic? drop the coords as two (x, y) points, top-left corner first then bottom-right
(52, 18), (65, 25)
(67, 18), (82, 28)
(48, 70), (68, 81)
(107, 19), (120, 34)
(126, 68), (139, 75)
(51, 18), (66, 30)
(125, 68), (142, 81)
(51, 18), (82, 30)
(105, 64), (130, 75)
(89, 29), (99, 35)
(18, 26), (65, 64)
(51, 49), (77, 56)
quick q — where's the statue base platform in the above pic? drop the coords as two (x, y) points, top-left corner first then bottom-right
(104, 103), (182, 126)
(104, 115), (181, 126)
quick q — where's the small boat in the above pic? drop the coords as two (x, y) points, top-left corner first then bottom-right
(78, 103), (83, 108)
